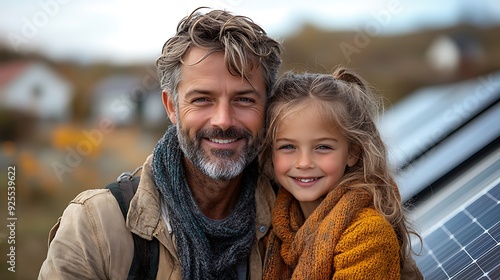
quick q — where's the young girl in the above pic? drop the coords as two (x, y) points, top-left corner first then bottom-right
(261, 69), (422, 279)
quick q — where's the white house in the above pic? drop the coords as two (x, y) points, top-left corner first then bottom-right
(0, 60), (74, 122)
(142, 91), (168, 129)
(92, 75), (140, 126)
(425, 33), (483, 79)
(92, 74), (165, 128)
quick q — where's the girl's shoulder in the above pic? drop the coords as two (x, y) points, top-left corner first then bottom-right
(353, 207), (384, 221)
(342, 207), (396, 240)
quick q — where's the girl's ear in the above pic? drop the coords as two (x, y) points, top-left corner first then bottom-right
(347, 143), (361, 167)
(162, 91), (177, 124)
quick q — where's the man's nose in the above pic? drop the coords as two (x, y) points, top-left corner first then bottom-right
(211, 102), (235, 130)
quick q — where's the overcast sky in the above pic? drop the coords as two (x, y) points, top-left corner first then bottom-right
(1, 0), (499, 64)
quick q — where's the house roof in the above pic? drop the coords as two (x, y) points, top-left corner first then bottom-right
(0, 60), (32, 88)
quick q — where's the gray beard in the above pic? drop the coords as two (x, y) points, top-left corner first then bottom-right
(175, 122), (263, 181)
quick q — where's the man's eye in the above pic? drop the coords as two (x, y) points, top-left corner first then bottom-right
(236, 97), (255, 103)
(192, 97), (209, 103)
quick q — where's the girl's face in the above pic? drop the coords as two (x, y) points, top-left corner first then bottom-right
(272, 109), (359, 211)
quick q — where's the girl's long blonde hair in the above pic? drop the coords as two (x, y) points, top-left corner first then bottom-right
(259, 67), (420, 266)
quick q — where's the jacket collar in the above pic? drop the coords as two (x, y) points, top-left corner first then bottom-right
(127, 155), (161, 240)
(127, 155), (275, 241)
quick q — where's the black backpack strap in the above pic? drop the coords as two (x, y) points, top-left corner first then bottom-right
(106, 167), (159, 280)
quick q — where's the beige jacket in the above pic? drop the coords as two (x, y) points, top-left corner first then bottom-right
(38, 155), (275, 279)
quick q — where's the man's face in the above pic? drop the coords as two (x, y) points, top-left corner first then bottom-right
(164, 47), (267, 180)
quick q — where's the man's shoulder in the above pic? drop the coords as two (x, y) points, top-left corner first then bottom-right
(70, 188), (114, 205)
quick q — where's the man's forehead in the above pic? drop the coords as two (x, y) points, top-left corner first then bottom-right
(183, 47), (262, 76)
(183, 47), (216, 65)
(181, 46), (265, 91)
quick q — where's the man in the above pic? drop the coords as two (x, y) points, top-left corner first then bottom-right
(39, 8), (282, 279)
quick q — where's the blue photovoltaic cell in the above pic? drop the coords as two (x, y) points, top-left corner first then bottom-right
(477, 204), (499, 229)
(444, 211), (472, 233)
(466, 195), (495, 217)
(466, 233), (496, 260)
(453, 263), (484, 279)
(417, 254), (439, 273)
(426, 266), (449, 279)
(433, 237), (461, 264)
(488, 265), (500, 279)
(440, 250), (472, 277)
(491, 222), (500, 241)
(489, 184), (500, 200)
(477, 245), (500, 273)
(413, 182), (500, 279)
(423, 227), (450, 249)
(454, 222), (484, 246)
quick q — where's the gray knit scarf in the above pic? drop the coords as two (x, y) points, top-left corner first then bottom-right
(152, 126), (257, 280)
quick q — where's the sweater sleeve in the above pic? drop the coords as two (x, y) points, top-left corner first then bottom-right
(38, 189), (133, 280)
(333, 208), (400, 280)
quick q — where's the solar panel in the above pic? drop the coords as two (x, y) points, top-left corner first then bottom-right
(412, 180), (500, 279)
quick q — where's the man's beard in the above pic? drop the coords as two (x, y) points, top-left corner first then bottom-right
(176, 123), (263, 181)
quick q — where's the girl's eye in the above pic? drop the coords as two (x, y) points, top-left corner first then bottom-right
(278, 144), (295, 150)
(317, 145), (333, 150)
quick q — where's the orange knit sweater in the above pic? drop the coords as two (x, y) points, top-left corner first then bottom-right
(263, 187), (400, 280)
(332, 208), (400, 279)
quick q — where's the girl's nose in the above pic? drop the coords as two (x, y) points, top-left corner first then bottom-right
(296, 151), (314, 169)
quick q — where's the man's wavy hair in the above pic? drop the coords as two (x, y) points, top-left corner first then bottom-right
(156, 7), (283, 105)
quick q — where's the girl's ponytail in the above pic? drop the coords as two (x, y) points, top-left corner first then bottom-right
(333, 67), (367, 91)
